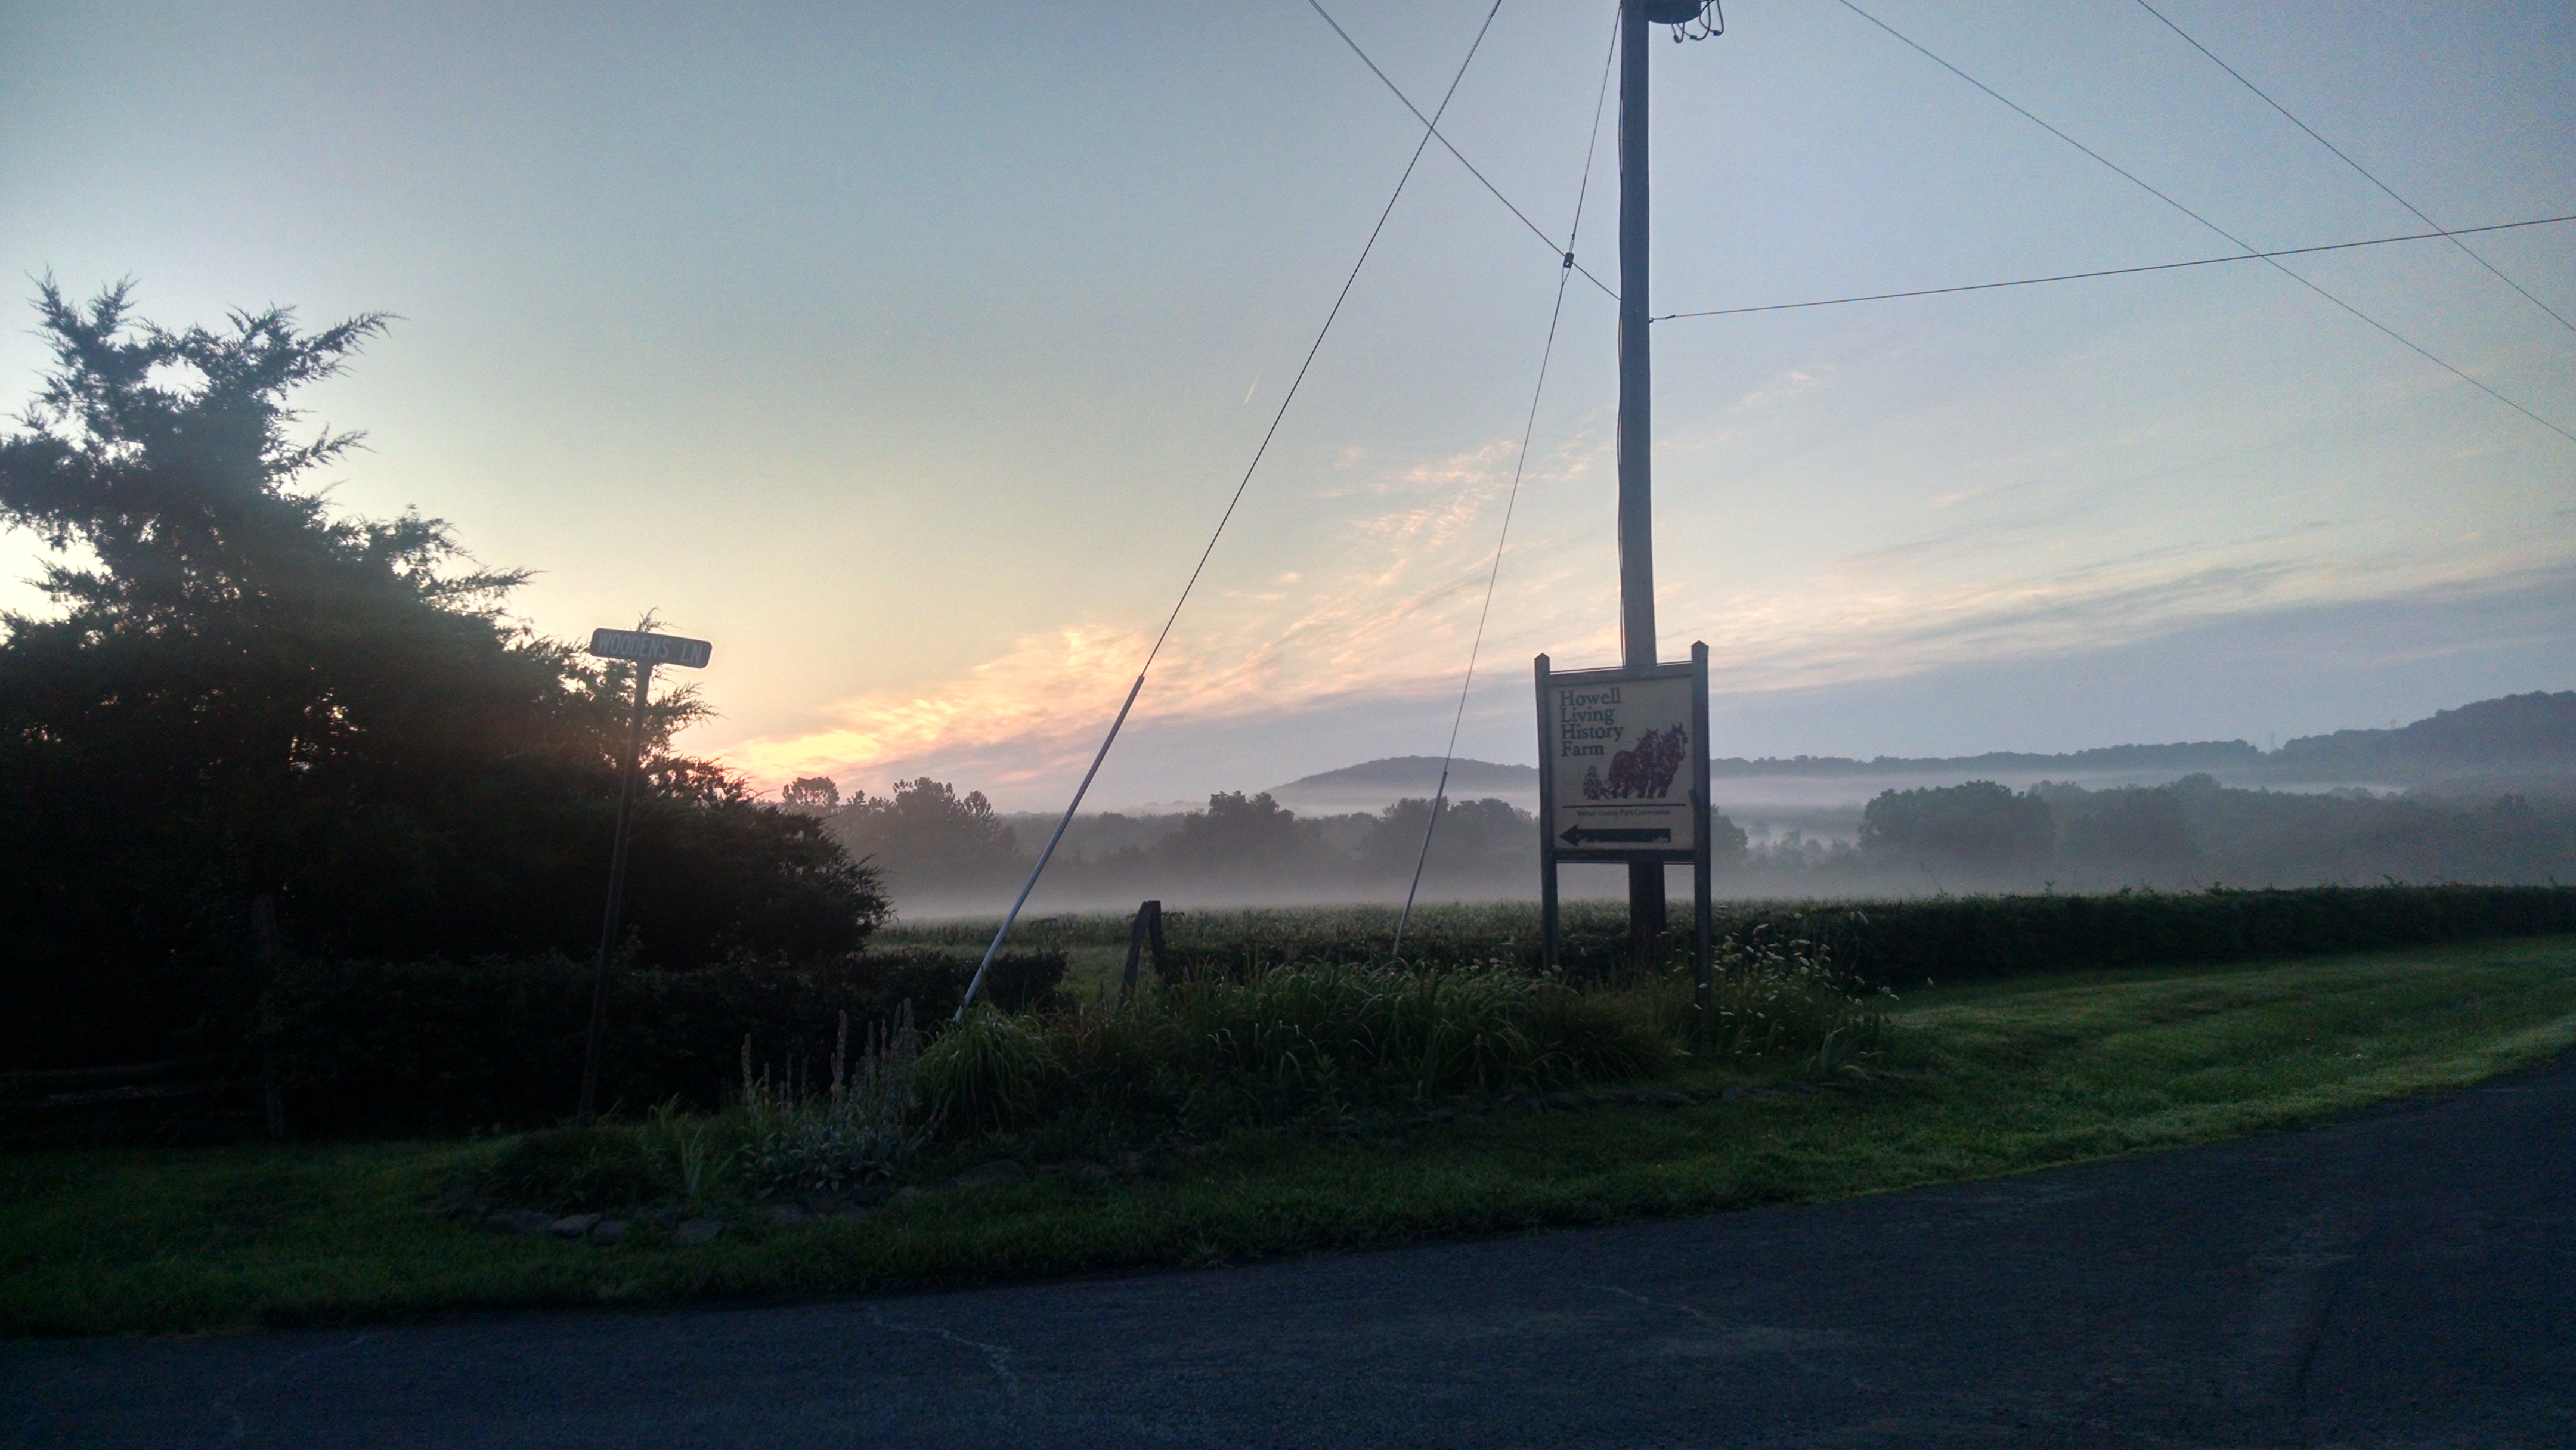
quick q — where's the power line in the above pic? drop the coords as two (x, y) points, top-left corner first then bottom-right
(956, 1), (1510, 1018)
(1308, 1), (1621, 304)
(1395, 11), (1620, 958)
(2132, 0), (2576, 338)
(1655, 213), (2576, 321)
(1833, 0), (2576, 448)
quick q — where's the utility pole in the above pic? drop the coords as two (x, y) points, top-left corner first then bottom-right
(1617, 0), (1666, 947)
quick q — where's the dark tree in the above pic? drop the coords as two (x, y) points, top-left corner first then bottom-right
(0, 281), (884, 1064)
(781, 776), (841, 811)
(1160, 791), (1335, 879)
(1359, 797), (1534, 881)
(831, 777), (1025, 896)
(1859, 780), (2054, 871)
(2061, 786), (2199, 870)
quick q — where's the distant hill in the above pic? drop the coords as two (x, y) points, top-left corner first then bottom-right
(1261, 691), (2576, 814)
(2265, 690), (2576, 782)
(1270, 756), (1538, 807)
(1705, 741), (2261, 778)
(1270, 743), (2264, 800)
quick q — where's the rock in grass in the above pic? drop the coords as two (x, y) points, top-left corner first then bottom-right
(672, 1218), (724, 1245)
(550, 1213), (602, 1238)
(589, 1219), (626, 1245)
(764, 1203), (810, 1227)
(952, 1160), (1027, 1190)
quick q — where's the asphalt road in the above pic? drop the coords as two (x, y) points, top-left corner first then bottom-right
(9, 1056), (2572, 1449)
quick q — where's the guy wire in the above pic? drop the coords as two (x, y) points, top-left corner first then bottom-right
(1395, 10), (1621, 959)
(2133, 0), (2576, 339)
(1834, 0), (2576, 447)
(956, 1), (1509, 1017)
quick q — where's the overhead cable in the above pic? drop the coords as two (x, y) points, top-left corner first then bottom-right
(1656, 213), (2576, 321)
(954, 1), (1510, 1018)
(1833, 0), (2576, 447)
(1395, 11), (1620, 958)
(2133, 0), (2576, 339)
(1308, 1), (1621, 304)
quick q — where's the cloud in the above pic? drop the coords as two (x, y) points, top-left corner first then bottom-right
(713, 420), (2573, 798)
(719, 433), (1614, 791)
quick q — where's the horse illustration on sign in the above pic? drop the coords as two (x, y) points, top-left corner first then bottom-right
(1581, 723), (1686, 800)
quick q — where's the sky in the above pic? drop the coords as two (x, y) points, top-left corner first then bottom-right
(4, 1), (2571, 811)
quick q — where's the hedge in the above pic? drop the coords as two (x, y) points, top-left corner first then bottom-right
(1151, 884), (2576, 987)
(264, 949), (1063, 1136)
(1721, 884), (2576, 988)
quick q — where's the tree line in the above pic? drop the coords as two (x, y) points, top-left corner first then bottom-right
(807, 770), (2576, 912)
(0, 283), (887, 1067)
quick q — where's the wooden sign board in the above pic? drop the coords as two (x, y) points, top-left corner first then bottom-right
(1535, 651), (1709, 863)
(588, 628), (713, 670)
(1533, 643), (1715, 986)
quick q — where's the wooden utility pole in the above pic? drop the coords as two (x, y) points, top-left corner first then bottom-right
(1617, 0), (1667, 947)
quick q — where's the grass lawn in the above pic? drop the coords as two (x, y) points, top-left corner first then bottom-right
(7, 935), (2574, 1337)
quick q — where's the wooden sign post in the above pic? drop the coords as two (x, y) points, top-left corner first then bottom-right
(1535, 641), (1714, 1036)
(577, 627), (713, 1126)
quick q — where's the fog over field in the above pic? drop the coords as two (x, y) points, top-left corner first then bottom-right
(809, 690), (2576, 921)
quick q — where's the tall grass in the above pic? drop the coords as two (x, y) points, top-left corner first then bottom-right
(476, 1006), (934, 1213)
(914, 963), (1679, 1139)
(471, 947), (1891, 1213)
(1693, 930), (1893, 1075)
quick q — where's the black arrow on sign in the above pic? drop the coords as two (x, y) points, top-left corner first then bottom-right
(1560, 825), (1672, 846)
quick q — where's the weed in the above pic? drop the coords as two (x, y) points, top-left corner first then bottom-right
(1692, 930), (1893, 1073)
(734, 1006), (930, 1196)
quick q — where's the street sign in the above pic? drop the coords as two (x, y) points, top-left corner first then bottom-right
(575, 623), (713, 1125)
(1536, 655), (1707, 862)
(1534, 644), (1715, 999)
(588, 628), (712, 670)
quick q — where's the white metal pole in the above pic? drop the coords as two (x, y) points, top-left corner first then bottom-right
(954, 671), (1147, 1021)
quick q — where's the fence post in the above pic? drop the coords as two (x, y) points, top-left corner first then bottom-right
(1119, 900), (1158, 1006)
(251, 896), (287, 1141)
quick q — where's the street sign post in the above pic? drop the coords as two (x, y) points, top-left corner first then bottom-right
(1536, 641), (1714, 1037)
(588, 627), (713, 670)
(575, 628), (713, 1126)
